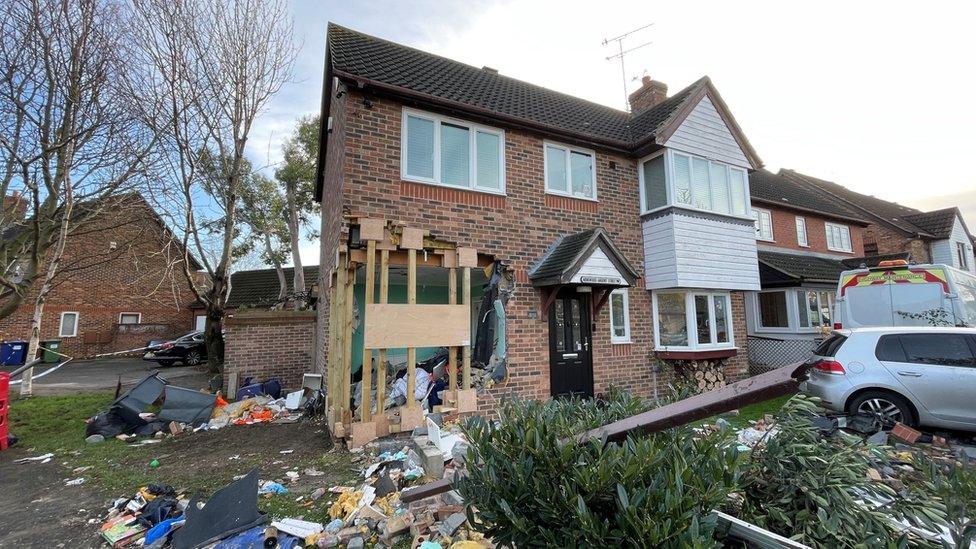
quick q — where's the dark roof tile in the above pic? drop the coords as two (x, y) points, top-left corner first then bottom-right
(902, 208), (959, 239)
(228, 266), (319, 308)
(757, 250), (846, 283)
(749, 169), (867, 223)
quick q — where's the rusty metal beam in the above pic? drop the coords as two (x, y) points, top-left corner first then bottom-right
(401, 362), (809, 503)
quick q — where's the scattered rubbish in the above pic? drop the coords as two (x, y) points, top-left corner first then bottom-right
(891, 422), (922, 444)
(100, 513), (146, 547)
(14, 452), (54, 463)
(213, 525), (300, 549)
(258, 481), (288, 495)
(270, 518), (323, 539)
(65, 477), (86, 486)
(149, 459), (160, 468)
(285, 471), (299, 480)
(172, 469), (267, 549)
(86, 434), (105, 444)
(279, 449), (294, 454)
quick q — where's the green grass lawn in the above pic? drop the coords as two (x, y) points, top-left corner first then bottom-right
(8, 392), (360, 522)
(722, 394), (793, 429)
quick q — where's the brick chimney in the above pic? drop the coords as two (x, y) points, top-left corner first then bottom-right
(2, 191), (26, 221)
(628, 75), (668, 114)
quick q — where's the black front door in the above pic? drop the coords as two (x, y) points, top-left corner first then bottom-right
(549, 290), (594, 398)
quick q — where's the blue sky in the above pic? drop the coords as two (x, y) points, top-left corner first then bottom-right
(250, 1), (976, 267)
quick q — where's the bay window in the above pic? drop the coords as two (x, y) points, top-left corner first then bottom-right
(640, 150), (749, 216)
(653, 291), (734, 350)
(825, 222), (852, 252)
(609, 288), (631, 343)
(401, 108), (505, 193)
(754, 289), (835, 332)
(757, 291), (789, 329)
(545, 142), (596, 200)
(797, 290), (834, 329)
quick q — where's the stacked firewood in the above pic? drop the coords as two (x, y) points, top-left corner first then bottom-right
(681, 360), (727, 393)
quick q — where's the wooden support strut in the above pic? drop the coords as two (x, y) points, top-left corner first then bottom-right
(448, 267), (458, 404)
(462, 266), (472, 390)
(326, 272), (340, 425)
(360, 240), (376, 421)
(406, 248), (417, 409)
(341, 262), (356, 422)
(376, 249), (389, 412)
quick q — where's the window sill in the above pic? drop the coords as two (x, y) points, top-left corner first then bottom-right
(641, 204), (757, 223)
(401, 175), (506, 197)
(545, 190), (598, 203)
(611, 339), (632, 345)
(756, 237), (775, 243)
(826, 248), (853, 254)
(654, 348), (737, 360)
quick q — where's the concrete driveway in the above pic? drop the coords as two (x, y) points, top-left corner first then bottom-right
(3, 357), (212, 396)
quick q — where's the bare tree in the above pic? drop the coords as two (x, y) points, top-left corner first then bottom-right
(0, 0), (157, 395)
(133, 0), (296, 374)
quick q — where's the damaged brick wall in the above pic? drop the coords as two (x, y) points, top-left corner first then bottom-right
(0, 194), (196, 358)
(224, 310), (317, 391)
(320, 90), (752, 408)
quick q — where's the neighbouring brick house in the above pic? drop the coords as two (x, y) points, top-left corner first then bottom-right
(0, 193), (201, 358)
(313, 24), (766, 406)
(780, 169), (976, 273)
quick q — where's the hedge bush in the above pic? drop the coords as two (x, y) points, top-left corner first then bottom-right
(458, 389), (742, 548)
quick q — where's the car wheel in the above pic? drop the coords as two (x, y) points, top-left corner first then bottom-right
(848, 390), (916, 427)
(184, 351), (202, 366)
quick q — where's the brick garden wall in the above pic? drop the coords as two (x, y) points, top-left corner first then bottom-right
(224, 310), (317, 391)
(0, 194), (197, 358)
(319, 89), (755, 408)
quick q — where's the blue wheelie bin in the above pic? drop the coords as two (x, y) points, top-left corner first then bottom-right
(0, 341), (28, 366)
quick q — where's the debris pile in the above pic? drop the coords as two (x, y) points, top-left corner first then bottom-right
(304, 419), (490, 548)
(84, 373), (324, 444)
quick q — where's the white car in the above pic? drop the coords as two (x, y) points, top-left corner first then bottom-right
(802, 326), (976, 430)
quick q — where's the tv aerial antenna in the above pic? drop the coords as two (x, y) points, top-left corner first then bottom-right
(603, 23), (654, 111)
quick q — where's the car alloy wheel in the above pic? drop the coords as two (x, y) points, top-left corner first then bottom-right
(184, 351), (202, 366)
(856, 397), (904, 424)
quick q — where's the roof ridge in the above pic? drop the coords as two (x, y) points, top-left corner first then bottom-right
(328, 23), (631, 119)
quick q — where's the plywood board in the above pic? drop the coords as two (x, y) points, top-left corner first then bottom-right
(457, 247), (478, 268)
(364, 304), (471, 349)
(401, 227), (425, 250)
(359, 218), (386, 241)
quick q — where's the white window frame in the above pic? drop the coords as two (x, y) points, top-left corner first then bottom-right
(795, 289), (835, 330)
(400, 107), (506, 195)
(651, 291), (735, 351)
(795, 216), (808, 247)
(609, 288), (631, 344)
(754, 208), (774, 242)
(957, 241), (969, 269)
(639, 149), (751, 219)
(755, 290), (793, 332)
(59, 311), (79, 337)
(543, 140), (598, 201)
(118, 312), (142, 325)
(825, 222), (852, 252)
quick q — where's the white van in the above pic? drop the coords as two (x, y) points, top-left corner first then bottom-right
(834, 261), (976, 329)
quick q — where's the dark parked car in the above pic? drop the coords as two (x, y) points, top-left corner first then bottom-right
(144, 331), (207, 367)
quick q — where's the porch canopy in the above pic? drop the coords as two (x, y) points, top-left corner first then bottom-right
(757, 251), (846, 288)
(529, 227), (639, 316)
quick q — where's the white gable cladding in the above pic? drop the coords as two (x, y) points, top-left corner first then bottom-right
(643, 210), (760, 291)
(569, 247), (626, 284)
(664, 96), (750, 168)
(930, 216), (975, 273)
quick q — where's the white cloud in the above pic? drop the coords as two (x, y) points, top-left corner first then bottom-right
(248, 0), (976, 269)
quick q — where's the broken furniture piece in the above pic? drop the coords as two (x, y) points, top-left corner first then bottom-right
(171, 469), (266, 549)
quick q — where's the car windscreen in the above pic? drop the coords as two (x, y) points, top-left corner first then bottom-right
(955, 270), (976, 326)
(813, 334), (847, 357)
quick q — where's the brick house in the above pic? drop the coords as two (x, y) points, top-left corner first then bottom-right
(0, 193), (202, 359)
(781, 169), (976, 273)
(313, 24), (766, 404)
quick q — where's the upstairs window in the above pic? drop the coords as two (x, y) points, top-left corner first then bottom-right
(754, 208), (774, 241)
(402, 109), (505, 193)
(644, 151), (748, 216)
(119, 313), (141, 325)
(795, 216), (808, 247)
(545, 142), (596, 200)
(825, 222), (852, 252)
(957, 242), (970, 270)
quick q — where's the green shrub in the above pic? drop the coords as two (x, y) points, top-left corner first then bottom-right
(738, 395), (947, 546)
(912, 453), (976, 547)
(458, 389), (742, 548)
